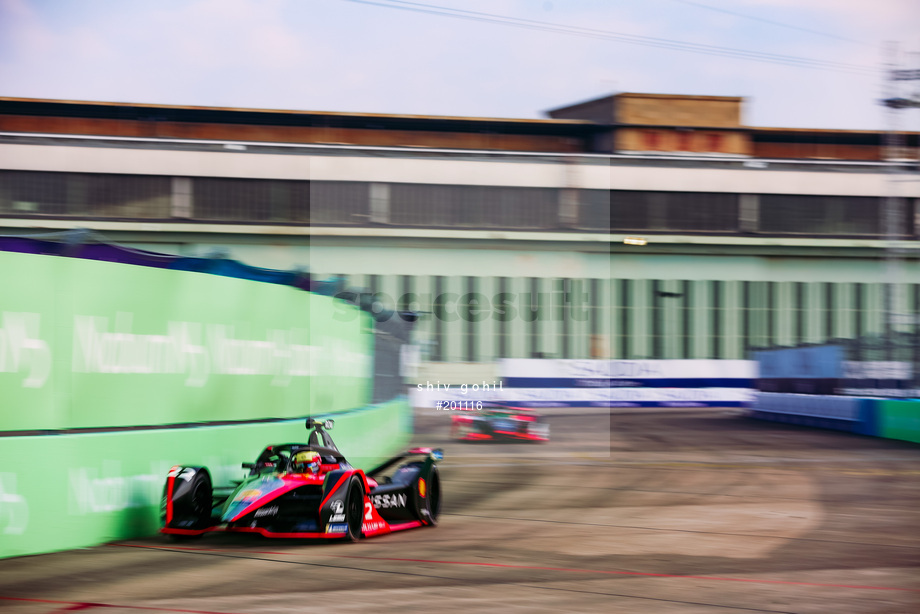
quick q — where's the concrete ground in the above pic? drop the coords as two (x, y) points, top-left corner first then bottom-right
(1, 407), (918, 613)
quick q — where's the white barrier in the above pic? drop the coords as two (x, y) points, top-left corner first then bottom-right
(411, 384), (754, 408)
(498, 359), (755, 390)
(751, 392), (863, 421)
(412, 359), (757, 409)
(499, 359), (755, 380)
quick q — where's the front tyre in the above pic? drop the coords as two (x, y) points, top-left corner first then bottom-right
(344, 476), (365, 542)
(167, 469), (212, 541)
(187, 471), (212, 523)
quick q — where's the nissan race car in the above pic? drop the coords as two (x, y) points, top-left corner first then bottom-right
(161, 419), (442, 541)
(450, 404), (550, 442)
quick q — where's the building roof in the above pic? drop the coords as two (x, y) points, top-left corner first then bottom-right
(0, 95), (916, 158)
(0, 96), (594, 132)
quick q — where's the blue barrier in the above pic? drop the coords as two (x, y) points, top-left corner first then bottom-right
(748, 393), (880, 436)
(855, 399), (880, 437)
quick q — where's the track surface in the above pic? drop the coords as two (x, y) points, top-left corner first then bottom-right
(1, 408), (919, 613)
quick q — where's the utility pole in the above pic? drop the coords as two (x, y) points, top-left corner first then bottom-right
(880, 42), (920, 374)
(881, 45), (919, 330)
(883, 43), (904, 348)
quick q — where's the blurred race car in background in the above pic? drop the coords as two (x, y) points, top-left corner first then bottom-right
(161, 419), (442, 541)
(450, 404), (550, 442)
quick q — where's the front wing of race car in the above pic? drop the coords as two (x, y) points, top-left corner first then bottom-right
(161, 448), (442, 540)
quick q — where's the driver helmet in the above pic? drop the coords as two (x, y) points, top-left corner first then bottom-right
(292, 450), (322, 474)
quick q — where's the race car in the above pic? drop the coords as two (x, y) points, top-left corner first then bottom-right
(161, 418), (442, 541)
(450, 404), (550, 442)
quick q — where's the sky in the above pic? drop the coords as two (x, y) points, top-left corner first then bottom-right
(0, 0), (918, 131)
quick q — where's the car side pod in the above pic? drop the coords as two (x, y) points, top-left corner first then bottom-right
(367, 447), (442, 478)
(406, 447), (444, 462)
(161, 465), (216, 535)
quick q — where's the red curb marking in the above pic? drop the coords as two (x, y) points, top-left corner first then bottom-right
(108, 543), (920, 593)
(0, 596), (236, 614)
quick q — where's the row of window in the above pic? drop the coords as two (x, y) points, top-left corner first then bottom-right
(0, 170), (915, 236)
(337, 274), (920, 364)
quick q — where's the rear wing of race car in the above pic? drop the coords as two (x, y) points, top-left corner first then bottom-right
(367, 447), (443, 478)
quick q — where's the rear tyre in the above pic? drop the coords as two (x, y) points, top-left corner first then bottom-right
(403, 462), (441, 527)
(420, 465), (441, 527)
(344, 476), (364, 542)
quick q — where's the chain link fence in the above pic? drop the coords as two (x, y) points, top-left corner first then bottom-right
(752, 331), (920, 398)
(834, 331), (920, 397)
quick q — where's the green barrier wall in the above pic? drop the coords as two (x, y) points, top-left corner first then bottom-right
(877, 400), (920, 444)
(0, 397), (412, 558)
(0, 251), (411, 558)
(0, 250), (372, 429)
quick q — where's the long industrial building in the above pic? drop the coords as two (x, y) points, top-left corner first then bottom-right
(0, 93), (918, 377)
